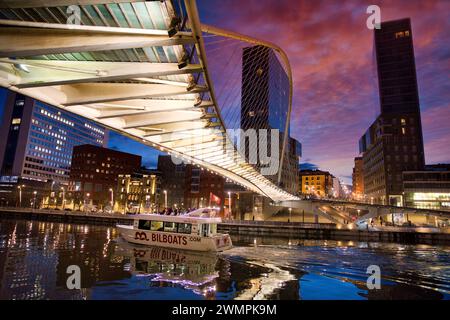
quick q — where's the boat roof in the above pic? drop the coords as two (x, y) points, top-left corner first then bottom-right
(131, 212), (222, 224)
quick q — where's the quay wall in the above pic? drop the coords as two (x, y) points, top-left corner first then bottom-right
(0, 208), (449, 245)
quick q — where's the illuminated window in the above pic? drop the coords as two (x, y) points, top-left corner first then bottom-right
(395, 31), (410, 39)
(401, 118), (406, 125)
(11, 118), (21, 124)
(151, 221), (164, 231)
(395, 31), (404, 39)
(401, 127), (406, 135)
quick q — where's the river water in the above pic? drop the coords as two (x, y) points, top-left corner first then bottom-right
(0, 219), (448, 300)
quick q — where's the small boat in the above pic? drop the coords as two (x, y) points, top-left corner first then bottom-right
(116, 208), (233, 252)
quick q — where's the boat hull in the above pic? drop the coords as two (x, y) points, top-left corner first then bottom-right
(117, 224), (232, 252)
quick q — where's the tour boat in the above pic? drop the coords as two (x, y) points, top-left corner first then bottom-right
(116, 208), (233, 252)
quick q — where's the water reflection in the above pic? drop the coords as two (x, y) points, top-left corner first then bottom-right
(0, 219), (448, 300)
(114, 240), (219, 297)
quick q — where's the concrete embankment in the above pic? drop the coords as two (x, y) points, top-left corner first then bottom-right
(0, 208), (133, 226)
(1, 208), (449, 245)
(217, 221), (450, 245)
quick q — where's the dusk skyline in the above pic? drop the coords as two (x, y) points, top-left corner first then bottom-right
(0, 0), (449, 303)
(0, 1), (449, 184)
(199, 0), (450, 183)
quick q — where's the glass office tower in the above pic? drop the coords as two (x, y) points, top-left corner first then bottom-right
(0, 91), (108, 194)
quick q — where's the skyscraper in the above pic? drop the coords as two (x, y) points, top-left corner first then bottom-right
(359, 18), (425, 205)
(0, 91), (108, 205)
(241, 45), (300, 194)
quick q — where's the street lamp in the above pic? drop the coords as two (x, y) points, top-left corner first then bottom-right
(85, 193), (90, 212)
(49, 181), (55, 208)
(17, 185), (25, 207)
(163, 190), (167, 208)
(228, 191), (232, 220)
(109, 188), (114, 208)
(61, 187), (65, 210)
(32, 191), (37, 209)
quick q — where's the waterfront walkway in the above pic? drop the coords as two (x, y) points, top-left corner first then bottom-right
(0, 207), (449, 245)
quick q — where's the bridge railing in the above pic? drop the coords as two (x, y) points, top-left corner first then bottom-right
(219, 219), (336, 229)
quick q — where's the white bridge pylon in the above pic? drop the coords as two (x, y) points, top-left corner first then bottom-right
(0, 0), (299, 202)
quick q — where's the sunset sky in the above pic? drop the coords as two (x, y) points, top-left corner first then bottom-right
(0, 0), (448, 185)
(198, 0), (450, 184)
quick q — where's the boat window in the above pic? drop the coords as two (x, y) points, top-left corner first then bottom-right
(177, 223), (192, 234)
(164, 222), (178, 232)
(201, 224), (209, 237)
(138, 220), (151, 230)
(151, 221), (164, 231)
(210, 224), (217, 234)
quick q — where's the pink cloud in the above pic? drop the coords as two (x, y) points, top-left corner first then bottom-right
(199, 0), (450, 184)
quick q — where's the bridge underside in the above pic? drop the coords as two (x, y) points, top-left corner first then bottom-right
(0, 0), (298, 202)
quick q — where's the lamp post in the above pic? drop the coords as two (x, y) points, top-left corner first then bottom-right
(49, 181), (55, 209)
(85, 193), (90, 212)
(17, 185), (24, 207)
(228, 191), (232, 220)
(61, 187), (65, 210)
(163, 190), (167, 208)
(32, 191), (37, 209)
(109, 188), (114, 208)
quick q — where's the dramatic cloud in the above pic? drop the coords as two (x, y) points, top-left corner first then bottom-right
(198, 0), (450, 184)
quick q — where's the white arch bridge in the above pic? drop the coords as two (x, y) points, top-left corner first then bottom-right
(0, 0), (299, 202)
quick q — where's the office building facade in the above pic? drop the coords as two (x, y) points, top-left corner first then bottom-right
(117, 169), (161, 214)
(68, 144), (141, 208)
(241, 45), (301, 194)
(402, 164), (450, 211)
(184, 165), (225, 212)
(359, 18), (425, 205)
(352, 157), (364, 200)
(157, 155), (186, 209)
(0, 91), (108, 205)
(299, 169), (333, 198)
